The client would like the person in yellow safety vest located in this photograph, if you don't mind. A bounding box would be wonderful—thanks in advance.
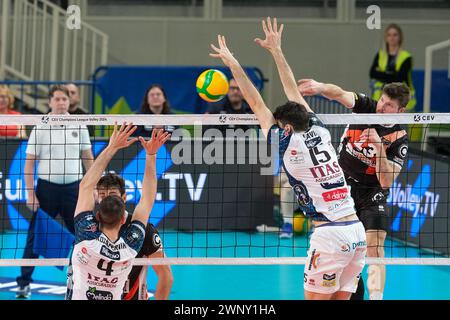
[370,24,416,112]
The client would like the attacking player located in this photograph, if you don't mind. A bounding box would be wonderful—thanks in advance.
[209,18,367,300]
[67,123,170,300]
[297,79,409,300]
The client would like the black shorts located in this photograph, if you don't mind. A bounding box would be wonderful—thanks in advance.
[356,204,389,232]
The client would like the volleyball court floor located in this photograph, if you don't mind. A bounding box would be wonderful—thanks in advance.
[0,230,449,300]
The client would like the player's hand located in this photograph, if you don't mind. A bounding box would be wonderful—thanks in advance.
[209,35,238,67]
[26,193,40,212]
[139,129,171,156]
[254,17,284,52]
[108,122,138,152]
[297,79,323,96]
[360,128,383,149]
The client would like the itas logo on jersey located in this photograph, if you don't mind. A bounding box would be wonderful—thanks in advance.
[100,245,121,260]
[87,273,119,288]
[322,188,348,202]
[85,287,113,300]
[309,161,342,180]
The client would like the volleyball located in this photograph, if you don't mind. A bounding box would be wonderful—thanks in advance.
[293,212,310,234]
[196,69,229,102]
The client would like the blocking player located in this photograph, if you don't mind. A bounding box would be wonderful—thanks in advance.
[210,18,367,300]
[96,173,173,300]
[298,78,409,300]
[67,123,170,300]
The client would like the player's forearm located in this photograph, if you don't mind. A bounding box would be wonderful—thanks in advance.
[320,83,353,109]
[228,61,265,111]
[80,146,115,189]
[376,147,396,189]
[153,263,173,300]
[82,149,94,173]
[155,273,173,300]
[139,154,157,210]
[271,48,307,106]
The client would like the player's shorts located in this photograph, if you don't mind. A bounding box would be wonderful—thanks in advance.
[357,204,390,232]
[304,220,367,295]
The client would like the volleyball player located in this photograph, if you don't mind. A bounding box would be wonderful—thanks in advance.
[96,173,173,300]
[210,18,367,300]
[67,123,170,300]
[298,79,409,300]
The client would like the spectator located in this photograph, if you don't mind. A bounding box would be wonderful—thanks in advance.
[66,83,87,115]
[133,84,176,137]
[16,85,94,299]
[0,86,27,139]
[66,83,94,136]
[370,24,416,111]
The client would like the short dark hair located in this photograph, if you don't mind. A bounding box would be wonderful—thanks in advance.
[97,173,126,196]
[382,82,410,108]
[97,195,125,227]
[273,101,309,132]
[48,85,70,100]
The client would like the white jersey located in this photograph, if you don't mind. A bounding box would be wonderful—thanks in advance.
[269,113,356,221]
[69,211,145,300]
[26,123,91,184]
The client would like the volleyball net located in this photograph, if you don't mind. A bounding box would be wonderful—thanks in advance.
[0,113,449,267]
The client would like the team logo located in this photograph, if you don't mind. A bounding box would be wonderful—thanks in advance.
[399,144,408,158]
[322,188,348,202]
[153,233,162,248]
[339,241,351,252]
[41,116,50,124]
[85,287,113,300]
[293,184,311,207]
[308,249,320,271]
[303,130,322,149]
[84,222,97,233]
[100,245,120,260]
[371,191,385,202]
[320,177,345,190]
[322,273,337,287]
[290,149,297,156]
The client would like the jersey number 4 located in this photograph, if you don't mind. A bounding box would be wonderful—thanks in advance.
[309,145,331,166]
[97,259,115,276]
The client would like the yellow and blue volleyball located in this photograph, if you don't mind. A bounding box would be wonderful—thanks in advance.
[196,69,229,102]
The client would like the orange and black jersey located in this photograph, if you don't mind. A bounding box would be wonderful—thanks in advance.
[338,93,408,206]
[121,215,163,300]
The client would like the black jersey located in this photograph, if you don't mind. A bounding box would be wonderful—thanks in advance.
[121,214,163,300]
[338,93,408,208]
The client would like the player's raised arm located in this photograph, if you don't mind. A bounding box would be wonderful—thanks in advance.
[75,122,138,217]
[297,79,355,109]
[209,34,276,137]
[255,17,312,113]
[132,129,171,226]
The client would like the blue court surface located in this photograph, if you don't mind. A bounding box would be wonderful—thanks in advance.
[0,230,449,300]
